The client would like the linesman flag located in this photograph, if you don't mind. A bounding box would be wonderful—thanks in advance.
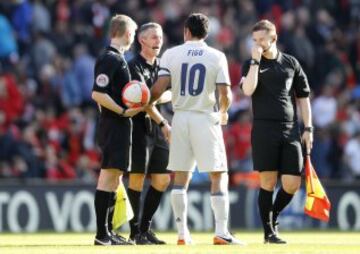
[112,182,134,230]
[304,155,331,222]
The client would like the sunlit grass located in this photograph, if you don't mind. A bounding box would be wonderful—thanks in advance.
[1,231,360,254]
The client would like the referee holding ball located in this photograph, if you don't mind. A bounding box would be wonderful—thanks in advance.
[91,14,143,246]
[241,20,313,244]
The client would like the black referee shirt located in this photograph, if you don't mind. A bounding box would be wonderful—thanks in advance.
[128,53,160,121]
[92,46,131,118]
[242,52,310,122]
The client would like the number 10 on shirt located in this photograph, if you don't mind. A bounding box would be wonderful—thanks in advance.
[180,63,206,96]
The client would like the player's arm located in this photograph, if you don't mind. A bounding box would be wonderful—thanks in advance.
[241,45,263,96]
[216,53,233,125]
[145,49,172,142]
[147,75,171,124]
[146,75,170,124]
[150,49,171,104]
[147,75,171,141]
[150,75,171,104]
[217,85,232,125]
[156,90,172,104]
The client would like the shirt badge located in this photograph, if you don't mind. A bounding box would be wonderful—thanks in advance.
[96,74,109,87]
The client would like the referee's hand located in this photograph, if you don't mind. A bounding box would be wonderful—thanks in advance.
[302,131,313,155]
[251,44,263,61]
[161,123,171,143]
[122,107,144,117]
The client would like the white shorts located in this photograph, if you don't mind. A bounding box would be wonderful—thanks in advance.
[168,111,228,172]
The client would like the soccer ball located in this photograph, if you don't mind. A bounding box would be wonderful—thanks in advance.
[122,80,150,108]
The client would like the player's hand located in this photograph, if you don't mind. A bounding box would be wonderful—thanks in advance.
[251,44,263,61]
[220,112,229,125]
[161,123,171,143]
[123,107,144,117]
[302,131,313,155]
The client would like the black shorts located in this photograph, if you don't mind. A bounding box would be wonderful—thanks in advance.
[130,117,170,174]
[96,116,131,171]
[251,120,303,175]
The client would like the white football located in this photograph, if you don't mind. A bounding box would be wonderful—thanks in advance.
[122,80,150,108]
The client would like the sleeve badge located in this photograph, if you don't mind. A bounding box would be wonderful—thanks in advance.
[96,74,109,87]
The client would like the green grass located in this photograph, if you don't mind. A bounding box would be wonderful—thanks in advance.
[1,231,360,254]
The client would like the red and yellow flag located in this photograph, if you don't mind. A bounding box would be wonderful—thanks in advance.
[304,156,331,222]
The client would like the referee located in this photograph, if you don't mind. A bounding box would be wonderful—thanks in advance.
[91,14,142,246]
[241,20,313,244]
[127,23,171,245]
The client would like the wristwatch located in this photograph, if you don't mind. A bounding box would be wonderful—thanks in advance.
[304,126,314,133]
[250,59,260,66]
[159,119,168,127]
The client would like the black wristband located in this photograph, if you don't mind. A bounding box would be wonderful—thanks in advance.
[250,59,260,65]
[120,108,126,116]
[304,126,314,133]
[159,119,168,127]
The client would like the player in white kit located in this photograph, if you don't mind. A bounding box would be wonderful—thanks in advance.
[148,13,245,246]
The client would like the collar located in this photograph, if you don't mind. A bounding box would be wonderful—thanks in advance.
[137,53,158,68]
[107,46,121,55]
[262,50,282,62]
[185,40,207,46]
[275,50,282,62]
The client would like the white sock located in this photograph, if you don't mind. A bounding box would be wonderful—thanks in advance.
[211,193,229,237]
[171,188,188,238]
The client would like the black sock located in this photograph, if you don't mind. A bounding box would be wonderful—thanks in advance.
[127,188,141,238]
[272,187,294,222]
[107,192,116,233]
[258,188,274,237]
[140,185,164,233]
[94,190,112,239]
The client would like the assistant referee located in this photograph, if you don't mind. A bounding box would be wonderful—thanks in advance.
[241,20,313,244]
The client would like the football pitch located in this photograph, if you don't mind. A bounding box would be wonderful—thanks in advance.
[1,231,360,254]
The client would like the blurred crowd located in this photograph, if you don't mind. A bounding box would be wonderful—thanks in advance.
[0,0,360,183]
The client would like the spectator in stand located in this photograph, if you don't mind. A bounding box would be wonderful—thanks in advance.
[312,85,337,128]
[30,32,56,76]
[0,14,18,67]
[11,0,32,55]
[343,131,360,180]
[312,128,333,178]
[72,44,95,105]
[0,73,24,130]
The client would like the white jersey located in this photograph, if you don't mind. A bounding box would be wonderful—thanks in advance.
[158,40,230,113]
